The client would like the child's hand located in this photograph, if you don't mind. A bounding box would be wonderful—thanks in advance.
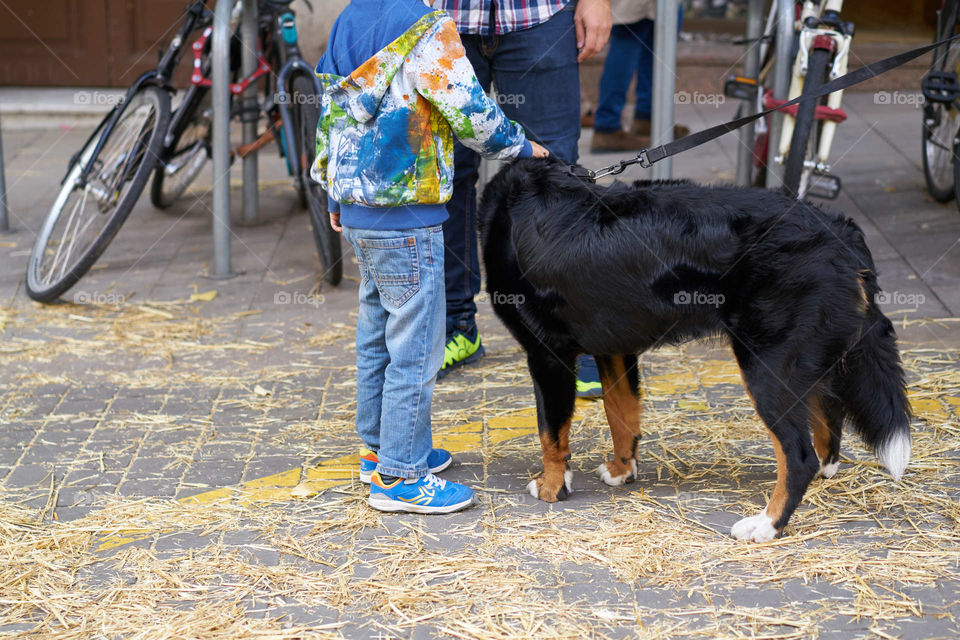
[330,211,342,232]
[530,141,550,158]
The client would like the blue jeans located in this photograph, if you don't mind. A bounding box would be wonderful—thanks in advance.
[444,4,580,337]
[342,225,446,479]
[594,11,682,134]
[594,21,655,133]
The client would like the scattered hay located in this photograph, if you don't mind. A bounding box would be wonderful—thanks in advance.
[1,301,959,638]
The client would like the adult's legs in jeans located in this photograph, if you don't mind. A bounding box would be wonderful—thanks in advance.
[631,20,655,122]
[492,4,580,163]
[443,35,490,341]
[594,24,645,134]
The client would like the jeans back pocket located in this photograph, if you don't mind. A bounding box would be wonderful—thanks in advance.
[357,235,420,308]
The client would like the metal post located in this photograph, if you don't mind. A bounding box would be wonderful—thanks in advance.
[240,0,259,224]
[736,0,764,186]
[651,0,678,180]
[211,0,233,277]
[0,112,9,232]
[765,0,793,189]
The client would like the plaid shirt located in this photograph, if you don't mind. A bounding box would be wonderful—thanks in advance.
[432,0,571,35]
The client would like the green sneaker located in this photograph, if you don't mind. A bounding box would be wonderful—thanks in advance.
[438,330,485,379]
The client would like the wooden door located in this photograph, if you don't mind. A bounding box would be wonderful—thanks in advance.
[0,0,110,85]
[0,0,190,86]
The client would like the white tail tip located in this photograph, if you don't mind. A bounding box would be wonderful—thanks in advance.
[877,432,911,481]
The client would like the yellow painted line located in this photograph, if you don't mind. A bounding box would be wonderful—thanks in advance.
[93,363,959,552]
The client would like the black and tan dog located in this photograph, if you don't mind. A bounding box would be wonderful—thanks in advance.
[478,157,912,542]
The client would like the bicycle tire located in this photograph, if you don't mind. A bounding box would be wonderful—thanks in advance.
[783,47,832,197]
[923,42,960,202]
[26,85,172,302]
[292,74,342,286]
[150,88,211,209]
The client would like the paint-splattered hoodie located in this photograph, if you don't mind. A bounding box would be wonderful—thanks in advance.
[312,0,532,230]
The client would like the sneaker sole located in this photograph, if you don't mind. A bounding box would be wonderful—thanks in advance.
[368,494,474,514]
[359,455,453,484]
[437,345,485,379]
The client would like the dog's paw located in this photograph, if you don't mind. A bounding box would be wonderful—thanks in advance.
[527,470,573,502]
[596,459,637,486]
[817,460,839,479]
[731,510,779,542]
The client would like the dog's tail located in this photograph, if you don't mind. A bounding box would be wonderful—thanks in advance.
[834,269,912,481]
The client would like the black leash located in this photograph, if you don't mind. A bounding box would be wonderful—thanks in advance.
[570,32,960,182]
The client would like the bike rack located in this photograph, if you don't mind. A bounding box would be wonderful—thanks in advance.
[651,0,679,180]
[736,0,765,186]
[731,0,793,187]
[768,0,794,188]
[0,112,9,232]
[210,0,260,278]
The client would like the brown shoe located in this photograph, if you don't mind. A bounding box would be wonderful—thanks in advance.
[581,110,595,128]
[630,119,691,139]
[590,130,651,152]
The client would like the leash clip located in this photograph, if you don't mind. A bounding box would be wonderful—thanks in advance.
[566,164,597,183]
[637,149,653,169]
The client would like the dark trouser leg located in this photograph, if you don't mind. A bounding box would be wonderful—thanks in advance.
[443,35,490,339]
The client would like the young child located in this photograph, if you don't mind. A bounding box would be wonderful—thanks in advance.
[312,0,548,513]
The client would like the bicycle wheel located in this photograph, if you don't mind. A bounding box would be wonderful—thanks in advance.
[783,47,832,197]
[26,85,171,302]
[292,74,342,286]
[924,44,960,202]
[150,88,211,209]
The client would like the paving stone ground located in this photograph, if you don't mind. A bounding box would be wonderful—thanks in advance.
[0,94,958,639]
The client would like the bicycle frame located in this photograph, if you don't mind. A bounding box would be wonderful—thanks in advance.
[776,0,852,174]
[72,1,211,188]
[261,6,325,189]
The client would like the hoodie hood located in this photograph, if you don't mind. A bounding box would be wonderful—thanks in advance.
[318,11,446,123]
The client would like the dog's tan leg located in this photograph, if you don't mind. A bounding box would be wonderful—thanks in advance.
[595,355,642,486]
[809,392,842,478]
[528,419,573,502]
[731,366,819,542]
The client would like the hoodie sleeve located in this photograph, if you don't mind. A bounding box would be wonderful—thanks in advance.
[411,17,530,160]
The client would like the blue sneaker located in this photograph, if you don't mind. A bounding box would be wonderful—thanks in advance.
[368,472,474,513]
[576,354,603,398]
[358,447,453,484]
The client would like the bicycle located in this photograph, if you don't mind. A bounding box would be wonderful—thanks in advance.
[154,0,341,289]
[726,0,854,199]
[26,0,341,303]
[921,0,960,204]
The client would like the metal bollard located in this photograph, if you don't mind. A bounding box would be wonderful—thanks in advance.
[736,0,765,186]
[240,0,259,225]
[765,0,794,189]
[0,112,9,232]
[211,0,233,277]
[651,0,678,181]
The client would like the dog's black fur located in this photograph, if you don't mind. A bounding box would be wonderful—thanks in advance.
[478,157,911,539]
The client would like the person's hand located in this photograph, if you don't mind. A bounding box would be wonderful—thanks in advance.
[575,0,612,63]
[530,141,550,158]
[329,211,342,232]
